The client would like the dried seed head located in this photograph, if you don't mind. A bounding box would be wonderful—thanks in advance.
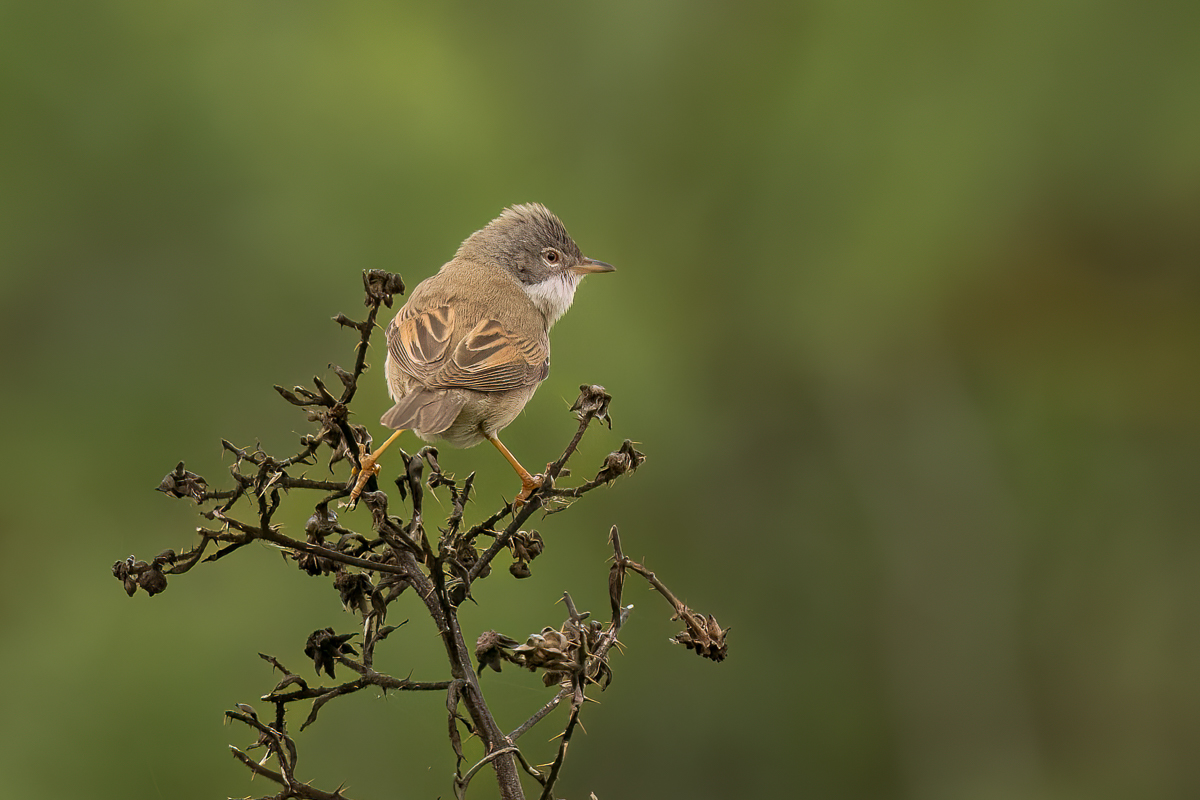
[512,626,578,674]
[570,384,613,428]
[672,612,729,662]
[508,530,545,578]
[304,627,358,678]
[363,269,405,308]
[137,566,168,596]
[333,570,376,614]
[474,630,520,675]
[304,505,339,540]
[594,440,646,484]
[156,462,208,503]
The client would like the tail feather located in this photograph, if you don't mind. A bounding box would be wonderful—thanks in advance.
[380,389,467,435]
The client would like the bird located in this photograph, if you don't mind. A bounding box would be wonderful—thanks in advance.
[350,203,614,506]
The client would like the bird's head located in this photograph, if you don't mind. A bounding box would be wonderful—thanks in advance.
[460,203,614,326]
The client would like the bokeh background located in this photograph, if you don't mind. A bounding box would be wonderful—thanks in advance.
[3,2,1199,798]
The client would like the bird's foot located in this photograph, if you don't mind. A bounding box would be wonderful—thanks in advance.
[348,453,382,506]
[513,473,545,509]
[347,430,406,507]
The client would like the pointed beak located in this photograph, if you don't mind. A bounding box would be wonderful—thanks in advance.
[571,258,616,276]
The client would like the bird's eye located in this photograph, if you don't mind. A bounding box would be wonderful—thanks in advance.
[542,248,560,264]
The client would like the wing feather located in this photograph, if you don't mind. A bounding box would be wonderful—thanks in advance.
[387,303,548,394]
[431,318,547,391]
[388,305,456,384]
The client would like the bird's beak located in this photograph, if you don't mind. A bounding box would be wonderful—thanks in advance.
[571,258,616,276]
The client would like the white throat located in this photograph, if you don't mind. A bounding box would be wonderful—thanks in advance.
[524,272,582,328]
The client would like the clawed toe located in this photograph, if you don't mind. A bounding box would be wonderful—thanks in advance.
[349,455,381,505]
[513,474,545,509]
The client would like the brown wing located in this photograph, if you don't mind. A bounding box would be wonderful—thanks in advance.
[387,305,455,386]
[435,318,548,391]
[387,307,549,393]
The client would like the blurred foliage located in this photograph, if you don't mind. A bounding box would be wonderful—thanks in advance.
[2,1,1199,798]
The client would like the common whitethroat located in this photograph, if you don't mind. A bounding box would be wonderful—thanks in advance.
[351,203,614,505]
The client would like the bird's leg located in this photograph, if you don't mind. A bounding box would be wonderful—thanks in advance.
[487,435,543,507]
[350,429,405,504]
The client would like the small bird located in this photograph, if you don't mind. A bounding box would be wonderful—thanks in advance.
[351,203,614,505]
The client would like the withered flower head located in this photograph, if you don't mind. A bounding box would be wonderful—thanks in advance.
[508,530,545,579]
[304,627,358,678]
[112,556,141,596]
[594,439,646,484]
[474,630,520,676]
[363,268,405,308]
[137,566,168,596]
[512,626,578,676]
[333,569,376,615]
[672,612,729,663]
[570,384,612,428]
[156,462,208,503]
[304,505,339,540]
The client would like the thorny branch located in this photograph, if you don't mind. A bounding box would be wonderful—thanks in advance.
[112,270,727,800]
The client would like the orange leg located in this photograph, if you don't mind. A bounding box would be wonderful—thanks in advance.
[488,435,543,506]
[349,429,405,504]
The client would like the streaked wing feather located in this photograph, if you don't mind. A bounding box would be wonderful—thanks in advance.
[411,305,454,360]
[388,305,456,384]
[434,318,547,392]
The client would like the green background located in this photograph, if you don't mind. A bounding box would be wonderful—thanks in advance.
[3,2,1199,798]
